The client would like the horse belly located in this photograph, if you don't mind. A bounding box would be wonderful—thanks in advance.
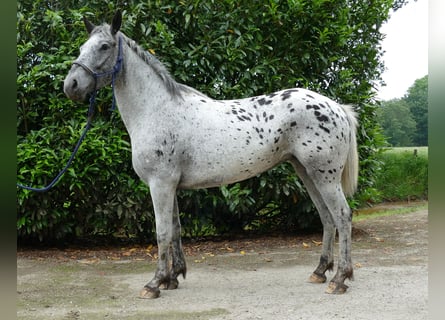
[177,142,287,189]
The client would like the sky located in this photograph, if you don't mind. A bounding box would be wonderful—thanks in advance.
[376,0,428,101]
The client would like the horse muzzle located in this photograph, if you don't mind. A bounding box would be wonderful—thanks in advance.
[63,67,95,102]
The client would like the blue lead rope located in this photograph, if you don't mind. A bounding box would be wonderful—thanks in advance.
[17,92,97,192]
[17,37,123,192]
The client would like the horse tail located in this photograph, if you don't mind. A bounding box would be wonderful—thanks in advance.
[341,104,359,197]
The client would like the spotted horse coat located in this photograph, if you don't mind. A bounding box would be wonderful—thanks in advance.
[64,10,359,299]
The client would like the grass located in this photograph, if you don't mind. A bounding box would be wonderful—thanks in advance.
[384,146,428,157]
[353,201,428,222]
[373,146,428,202]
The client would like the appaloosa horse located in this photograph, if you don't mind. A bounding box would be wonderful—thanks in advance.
[64,11,358,298]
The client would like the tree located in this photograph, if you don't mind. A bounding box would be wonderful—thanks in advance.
[377,99,416,146]
[404,75,428,146]
[17,0,394,242]
[377,75,428,147]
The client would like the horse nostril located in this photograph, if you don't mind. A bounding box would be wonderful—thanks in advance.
[72,79,78,89]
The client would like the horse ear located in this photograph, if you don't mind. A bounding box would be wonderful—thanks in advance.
[111,10,122,35]
[83,16,96,34]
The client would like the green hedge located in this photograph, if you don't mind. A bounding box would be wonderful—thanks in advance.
[374,148,428,202]
[17,0,393,242]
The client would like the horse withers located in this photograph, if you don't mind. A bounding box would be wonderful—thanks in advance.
[64,10,358,298]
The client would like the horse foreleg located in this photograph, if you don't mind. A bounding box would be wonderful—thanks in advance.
[160,195,187,290]
[140,181,176,299]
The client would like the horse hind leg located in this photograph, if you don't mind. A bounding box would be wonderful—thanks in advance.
[305,196,336,284]
[309,223,336,284]
[290,160,336,284]
[310,179,354,294]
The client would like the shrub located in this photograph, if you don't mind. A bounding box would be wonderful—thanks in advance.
[374,148,428,202]
[17,0,393,242]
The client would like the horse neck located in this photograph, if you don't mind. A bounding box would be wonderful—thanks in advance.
[113,42,173,132]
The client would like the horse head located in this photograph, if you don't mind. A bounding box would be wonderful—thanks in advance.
[63,10,122,101]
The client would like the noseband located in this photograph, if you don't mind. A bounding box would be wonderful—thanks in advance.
[73,36,124,91]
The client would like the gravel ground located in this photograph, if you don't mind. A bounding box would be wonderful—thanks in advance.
[17,209,428,320]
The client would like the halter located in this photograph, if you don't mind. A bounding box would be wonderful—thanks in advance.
[17,36,124,192]
[73,35,124,111]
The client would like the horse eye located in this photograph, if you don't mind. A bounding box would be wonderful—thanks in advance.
[100,43,110,51]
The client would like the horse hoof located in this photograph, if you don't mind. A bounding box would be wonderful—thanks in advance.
[325,281,349,294]
[167,279,179,290]
[159,278,179,290]
[139,286,160,299]
[309,273,326,284]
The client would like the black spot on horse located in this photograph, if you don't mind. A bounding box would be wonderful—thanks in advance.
[269,115,274,120]
[306,104,320,110]
[267,92,278,98]
[258,97,272,105]
[232,110,238,115]
[290,121,297,127]
[316,114,329,122]
[280,89,299,101]
[319,124,330,134]
[155,150,164,157]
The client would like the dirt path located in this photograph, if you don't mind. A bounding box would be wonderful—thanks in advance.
[17,209,428,320]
